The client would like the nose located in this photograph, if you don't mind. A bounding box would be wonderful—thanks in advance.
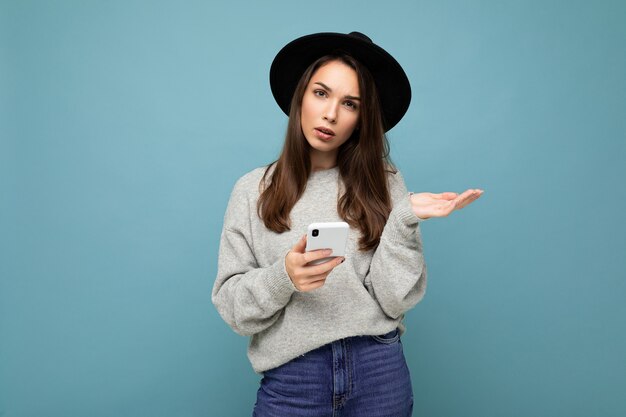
[322,101,338,124]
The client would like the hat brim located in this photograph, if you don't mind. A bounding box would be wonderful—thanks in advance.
[269,32,411,132]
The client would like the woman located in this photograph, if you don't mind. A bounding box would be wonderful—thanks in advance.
[212,31,483,416]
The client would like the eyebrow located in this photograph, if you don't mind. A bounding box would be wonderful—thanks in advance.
[314,81,361,101]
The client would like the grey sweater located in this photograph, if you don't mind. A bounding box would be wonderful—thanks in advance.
[212,165,427,373]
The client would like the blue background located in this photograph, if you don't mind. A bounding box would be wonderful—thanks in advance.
[2,1,625,416]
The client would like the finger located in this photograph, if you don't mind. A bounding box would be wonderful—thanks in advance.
[303,272,331,283]
[449,190,473,205]
[299,278,327,292]
[297,269,329,286]
[454,190,482,210]
[291,234,307,254]
[306,256,344,274]
[302,248,333,264]
[457,189,476,199]
[456,193,481,209]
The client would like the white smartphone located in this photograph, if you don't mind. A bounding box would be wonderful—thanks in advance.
[305,222,349,266]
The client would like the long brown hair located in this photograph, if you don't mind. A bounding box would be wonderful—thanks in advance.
[257,54,394,251]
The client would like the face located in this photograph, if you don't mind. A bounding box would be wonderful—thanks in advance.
[300,60,360,166]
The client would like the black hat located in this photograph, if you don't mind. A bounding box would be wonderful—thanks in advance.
[269,31,411,132]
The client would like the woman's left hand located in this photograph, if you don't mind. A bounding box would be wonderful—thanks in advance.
[409,189,484,220]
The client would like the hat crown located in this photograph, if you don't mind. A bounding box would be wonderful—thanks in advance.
[348,31,372,43]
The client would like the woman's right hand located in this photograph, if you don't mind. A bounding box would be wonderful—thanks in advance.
[285,234,345,292]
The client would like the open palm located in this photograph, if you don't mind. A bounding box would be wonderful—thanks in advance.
[410,189,484,220]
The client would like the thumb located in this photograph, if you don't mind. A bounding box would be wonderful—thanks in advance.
[292,234,307,253]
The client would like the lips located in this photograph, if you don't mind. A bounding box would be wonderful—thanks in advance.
[314,126,336,140]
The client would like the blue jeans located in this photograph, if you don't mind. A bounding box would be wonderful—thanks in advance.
[252,328,414,417]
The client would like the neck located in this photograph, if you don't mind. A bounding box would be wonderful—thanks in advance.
[310,149,338,172]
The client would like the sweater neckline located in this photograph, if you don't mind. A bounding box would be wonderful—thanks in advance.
[310,166,339,177]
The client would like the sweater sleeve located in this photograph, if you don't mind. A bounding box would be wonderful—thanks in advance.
[211,176,297,336]
[363,170,428,319]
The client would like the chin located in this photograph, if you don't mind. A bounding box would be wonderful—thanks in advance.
[310,141,338,152]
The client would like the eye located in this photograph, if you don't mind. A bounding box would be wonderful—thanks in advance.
[313,89,327,98]
[344,100,358,110]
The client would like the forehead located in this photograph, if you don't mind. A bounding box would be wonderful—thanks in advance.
[309,60,359,93]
